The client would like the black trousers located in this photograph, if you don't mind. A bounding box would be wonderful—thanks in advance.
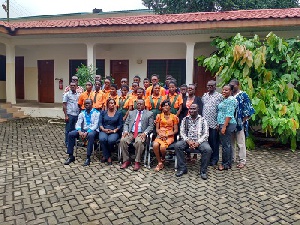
[175,140,212,173]
[208,128,220,165]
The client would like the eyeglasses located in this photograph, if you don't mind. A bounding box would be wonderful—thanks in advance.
[72,79,78,81]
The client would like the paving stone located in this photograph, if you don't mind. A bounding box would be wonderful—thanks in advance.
[0,118,299,225]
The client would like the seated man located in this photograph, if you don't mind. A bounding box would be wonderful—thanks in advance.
[175,104,212,180]
[120,99,154,171]
[64,99,100,166]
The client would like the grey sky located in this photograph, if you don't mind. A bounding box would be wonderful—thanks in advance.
[0,0,147,19]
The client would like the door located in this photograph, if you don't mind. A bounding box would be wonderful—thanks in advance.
[110,60,129,87]
[15,56,24,99]
[193,62,215,97]
[38,60,54,103]
[69,59,87,83]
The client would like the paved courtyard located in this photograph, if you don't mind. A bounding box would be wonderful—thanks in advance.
[0,118,300,225]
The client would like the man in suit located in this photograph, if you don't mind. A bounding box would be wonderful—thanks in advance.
[120,99,154,171]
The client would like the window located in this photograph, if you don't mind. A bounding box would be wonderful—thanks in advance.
[0,55,6,81]
[69,59,105,83]
[96,59,105,77]
[147,59,186,86]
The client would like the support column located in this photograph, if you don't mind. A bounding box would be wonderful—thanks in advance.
[6,44,16,104]
[186,42,195,85]
[86,43,96,75]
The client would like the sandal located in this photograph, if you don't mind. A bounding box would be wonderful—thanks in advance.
[154,162,164,172]
[218,165,225,171]
[237,163,245,169]
[190,154,197,163]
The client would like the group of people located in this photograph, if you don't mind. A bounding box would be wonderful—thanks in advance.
[62,73,254,180]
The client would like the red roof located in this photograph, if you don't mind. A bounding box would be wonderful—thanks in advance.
[5,8,300,29]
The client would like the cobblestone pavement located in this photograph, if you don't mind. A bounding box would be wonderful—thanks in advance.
[1,118,300,225]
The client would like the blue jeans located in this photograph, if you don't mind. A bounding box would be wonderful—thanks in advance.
[219,123,236,168]
[65,114,78,146]
[67,130,97,157]
[99,132,120,159]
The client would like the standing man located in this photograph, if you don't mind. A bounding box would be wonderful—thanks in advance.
[117,78,129,96]
[175,104,212,180]
[202,80,223,167]
[93,74,102,91]
[93,80,104,110]
[95,74,102,83]
[120,99,154,171]
[229,79,255,169]
[64,76,84,94]
[64,99,100,166]
[78,82,95,110]
[63,82,80,147]
[133,75,141,87]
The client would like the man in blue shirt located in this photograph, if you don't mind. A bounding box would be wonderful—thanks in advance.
[64,99,100,166]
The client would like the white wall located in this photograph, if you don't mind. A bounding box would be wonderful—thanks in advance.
[0,43,5,55]
[96,43,186,82]
[17,44,87,103]
[17,43,187,103]
[15,42,220,103]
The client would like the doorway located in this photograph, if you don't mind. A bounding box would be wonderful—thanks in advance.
[15,56,24,99]
[110,60,129,87]
[38,60,54,103]
[193,62,215,97]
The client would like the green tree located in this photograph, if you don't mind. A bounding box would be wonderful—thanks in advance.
[142,0,299,14]
[75,64,97,89]
[196,33,300,150]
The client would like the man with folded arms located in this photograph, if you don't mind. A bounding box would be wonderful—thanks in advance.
[120,99,154,171]
[175,104,212,180]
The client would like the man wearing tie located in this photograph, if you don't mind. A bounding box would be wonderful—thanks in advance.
[120,99,154,171]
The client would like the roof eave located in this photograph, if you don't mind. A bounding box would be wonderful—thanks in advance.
[10,18,300,36]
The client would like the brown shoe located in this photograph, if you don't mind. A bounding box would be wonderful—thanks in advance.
[120,161,131,169]
[133,162,141,171]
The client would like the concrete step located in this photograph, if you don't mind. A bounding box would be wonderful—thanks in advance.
[0,112,13,119]
[0,103,12,109]
[13,112,28,118]
[0,102,28,120]
[0,118,7,123]
[6,107,20,113]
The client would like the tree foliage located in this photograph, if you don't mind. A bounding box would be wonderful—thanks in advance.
[142,0,300,14]
[196,33,300,150]
[75,64,97,89]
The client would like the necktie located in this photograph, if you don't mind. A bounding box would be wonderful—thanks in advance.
[134,111,142,138]
[94,92,98,103]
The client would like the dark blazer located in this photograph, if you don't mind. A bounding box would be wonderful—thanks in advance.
[123,109,154,135]
[180,96,203,121]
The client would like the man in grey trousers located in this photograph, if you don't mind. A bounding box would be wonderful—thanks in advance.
[175,104,212,180]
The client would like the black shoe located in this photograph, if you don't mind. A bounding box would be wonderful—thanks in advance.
[64,156,75,165]
[83,158,91,166]
[100,157,107,163]
[107,161,112,166]
[200,172,208,180]
[209,161,217,166]
[176,170,188,177]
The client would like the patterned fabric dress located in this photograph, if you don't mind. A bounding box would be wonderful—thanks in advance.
[234,91,255,135]
[154,113,179,148]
